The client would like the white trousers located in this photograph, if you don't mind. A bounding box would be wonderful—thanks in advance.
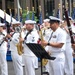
[24,56,36,75]
[0,50,8,75]
[64,47,73,75]
[11,52,23,75]
[49,57,65,75]
[34,56,38,68]
[22,54,25,66]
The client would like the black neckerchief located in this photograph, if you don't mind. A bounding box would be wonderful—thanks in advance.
[24,29,33,40]
[0,32,5,36]
[48,31,53,42]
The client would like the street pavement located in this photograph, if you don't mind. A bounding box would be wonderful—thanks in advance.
[8,61,42,75]
[0,61,75,75]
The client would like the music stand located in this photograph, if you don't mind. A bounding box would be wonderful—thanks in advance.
[26,43,56,75]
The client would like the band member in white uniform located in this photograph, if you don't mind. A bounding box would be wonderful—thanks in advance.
[20,20,39,75]
[41,16,66,75]
[42,19,52,73]
[42,19,51,40]
[8,21,23,75]
[62,17,74,75]
[0,23,8,75]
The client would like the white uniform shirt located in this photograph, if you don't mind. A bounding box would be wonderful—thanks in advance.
[42,28,52,41]
[0,30,7,50]
[23,29,39,56]
[63,26,73,53]
[48,27,66,58]
[64,26,72,43]
[71,23,75,33]
[43,28,53,51]
[62,26,71,43]
[10,32,20,53]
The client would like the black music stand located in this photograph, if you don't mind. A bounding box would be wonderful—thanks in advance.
[26,43,56,75]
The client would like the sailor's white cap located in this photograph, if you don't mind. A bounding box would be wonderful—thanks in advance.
[63,16,73,21]
[0,23,5,27]
[49,16,61,23]
[43,19,50,22]
[69,16,73,20]
[25,20,36,24]
[12,21,21,25]
[33,21,36,24]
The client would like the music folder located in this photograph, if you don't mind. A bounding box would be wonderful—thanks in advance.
[26,43,55,60]
[26,43,56,75]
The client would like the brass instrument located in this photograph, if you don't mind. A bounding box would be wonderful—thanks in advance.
[42,59,48,66]
[39,27,48,66]
[16,26,23,55]
[38,6,48,66]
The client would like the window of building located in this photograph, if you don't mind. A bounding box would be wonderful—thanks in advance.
[6,0,14,9]
[44,0,55,18]
[0,0,2,9]
[5,0,14,17]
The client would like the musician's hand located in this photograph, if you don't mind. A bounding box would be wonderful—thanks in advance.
[46,51,51,55]
[72,44,75,49]
[72,51,75,57]
[19,38,24,42]
[41,40,48,46]
[6,34,11,38]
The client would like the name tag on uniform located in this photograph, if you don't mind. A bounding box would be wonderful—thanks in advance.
[32,37,35,42]
[15,39,18,42]
[52,35,56,38]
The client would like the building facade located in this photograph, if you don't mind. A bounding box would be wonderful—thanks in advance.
[0,0,75,20]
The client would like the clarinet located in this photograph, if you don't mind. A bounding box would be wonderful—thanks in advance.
[0,23,10,46]
[64,9,74,44]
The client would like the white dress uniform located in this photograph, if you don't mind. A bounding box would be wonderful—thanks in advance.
[42,28,53,72]
[23,21,39,75]
[10,21,23,75]
[0,23,8,75]
[64,26,73,75]
[48,27,66,75]
[42,28,52,41]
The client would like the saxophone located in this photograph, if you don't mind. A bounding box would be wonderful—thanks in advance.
[39,27,48,66]
[16,26,23,55]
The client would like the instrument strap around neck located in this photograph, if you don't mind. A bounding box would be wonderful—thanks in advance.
[24,29,33,40]
[48,32,53,42]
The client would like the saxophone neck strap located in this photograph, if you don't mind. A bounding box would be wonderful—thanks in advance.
[48,32,53,42]
[24,29,33,40]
